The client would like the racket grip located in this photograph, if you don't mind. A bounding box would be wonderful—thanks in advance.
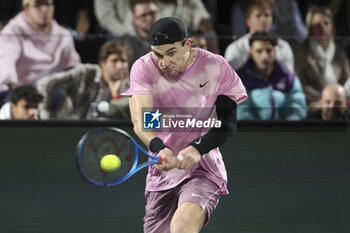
[157,156,162,164]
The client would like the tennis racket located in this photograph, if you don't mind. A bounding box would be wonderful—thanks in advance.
[76,127,162,186]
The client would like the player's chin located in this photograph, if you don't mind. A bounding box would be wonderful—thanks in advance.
[164,70,179,76]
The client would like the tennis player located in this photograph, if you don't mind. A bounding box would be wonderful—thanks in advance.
[122,17,247,233]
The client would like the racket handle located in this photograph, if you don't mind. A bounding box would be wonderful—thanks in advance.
[158,156,162,164]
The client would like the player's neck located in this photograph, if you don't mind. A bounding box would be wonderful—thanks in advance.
[182,49,196,71]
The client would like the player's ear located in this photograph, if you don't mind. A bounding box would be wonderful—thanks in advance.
[184,38,192,50]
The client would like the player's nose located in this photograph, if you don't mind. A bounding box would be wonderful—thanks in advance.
[161,58,170,68]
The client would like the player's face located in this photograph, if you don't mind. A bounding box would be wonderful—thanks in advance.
[11,99,39,120]
[151,40,192,76]
[24,0,54,31]
[320,89,347,120]
[247,9,273,34]
[100,53,129,83]
[310,12,333,39]
[249,40,276,71]
[133,3,160,33]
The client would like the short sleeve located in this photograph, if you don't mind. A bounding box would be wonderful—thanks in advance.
[217,56,248,104]
[122,57,154,96]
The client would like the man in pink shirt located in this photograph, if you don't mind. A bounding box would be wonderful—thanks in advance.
[0,0,80,94]
[123,17,247,232]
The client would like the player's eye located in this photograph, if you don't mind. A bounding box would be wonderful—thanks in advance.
[154,53,163,59]
[168,51,176,56]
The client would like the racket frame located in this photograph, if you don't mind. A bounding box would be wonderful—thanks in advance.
[76,127,161,187]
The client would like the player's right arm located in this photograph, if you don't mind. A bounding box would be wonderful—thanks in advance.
[129,94,179,171]
[129,94,156,146]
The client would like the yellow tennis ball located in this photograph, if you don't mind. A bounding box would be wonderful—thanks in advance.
[100,154,121,172]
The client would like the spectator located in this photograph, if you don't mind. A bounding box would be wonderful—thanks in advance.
[0,85,43,120]
[306,83,350,121]
[37,40,131,120]
[156,0,220,53]
[0,0,81,94]
[301,0,350,37]
[225,0,294,73]
[120,0,160,66]
[237,32,306,120]
[293,6,350,108]
[231,0,307,43]
[94,0,219,53]
[93,0,133,37]
[190,30,208,50]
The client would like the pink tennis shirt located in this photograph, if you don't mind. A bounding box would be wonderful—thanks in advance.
[0,12,81,91]
[123,48,247,194]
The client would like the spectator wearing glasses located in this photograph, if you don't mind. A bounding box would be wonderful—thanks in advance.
[155,0,220,54]
[0,0,81,105]
[120,0,160,65]
[94,0,219,53]
[94,0,159,65]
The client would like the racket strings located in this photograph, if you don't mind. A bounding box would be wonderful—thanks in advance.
[79,129,136,185]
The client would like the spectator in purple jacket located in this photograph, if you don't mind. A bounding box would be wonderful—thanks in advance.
[237,32,306,120]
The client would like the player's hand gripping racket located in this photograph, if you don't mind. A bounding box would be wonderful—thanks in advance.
[76,127,162,186]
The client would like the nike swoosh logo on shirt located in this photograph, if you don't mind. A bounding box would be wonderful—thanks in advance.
[199,81,209,88]
[195,137,201,144]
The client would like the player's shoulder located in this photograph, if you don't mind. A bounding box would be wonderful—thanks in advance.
[134,52,154,66]
[130,52,157,75]
[197,48,226,64]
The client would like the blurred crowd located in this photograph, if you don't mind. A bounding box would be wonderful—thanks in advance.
[0,0,349,121]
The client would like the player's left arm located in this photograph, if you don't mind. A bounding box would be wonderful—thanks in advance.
[177,95,237,170]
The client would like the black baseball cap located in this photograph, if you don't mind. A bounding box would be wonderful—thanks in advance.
[148,17,189,46]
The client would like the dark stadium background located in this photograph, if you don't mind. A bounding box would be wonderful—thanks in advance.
[0,121,349,233]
